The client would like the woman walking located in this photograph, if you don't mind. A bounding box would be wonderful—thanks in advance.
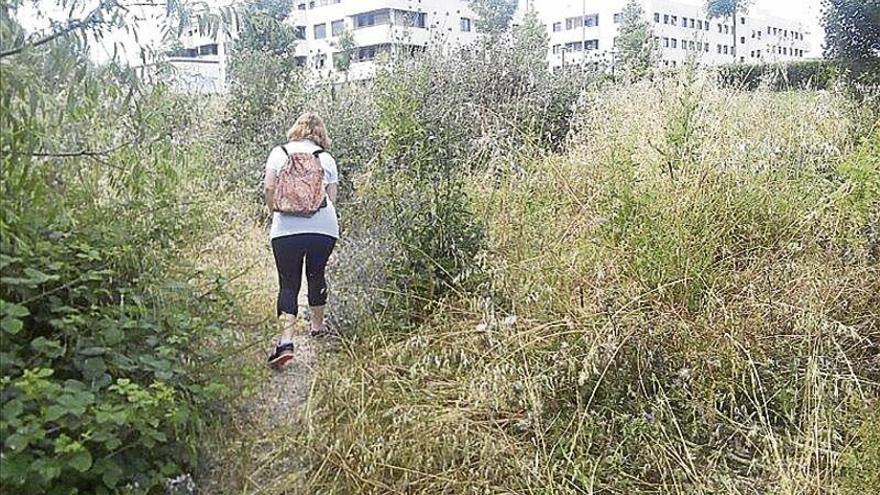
[263,112,340,369]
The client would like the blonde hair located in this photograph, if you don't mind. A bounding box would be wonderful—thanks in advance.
[287,112,331,150]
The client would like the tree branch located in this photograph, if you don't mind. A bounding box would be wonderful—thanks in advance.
[0,0,119,59]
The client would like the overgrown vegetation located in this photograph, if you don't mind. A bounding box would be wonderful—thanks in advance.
[718,60,839,90]
[1,3,241,493]
[276,77,879,494]
[2,0,879,494]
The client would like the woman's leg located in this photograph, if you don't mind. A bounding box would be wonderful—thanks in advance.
[271,235,306,343]
[304,234,337,332]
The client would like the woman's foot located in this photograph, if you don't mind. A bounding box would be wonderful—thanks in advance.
[267,342,295,369]
[309,323,338,339]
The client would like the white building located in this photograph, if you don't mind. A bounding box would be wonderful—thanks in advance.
[539,0,811,72]
[288,0,483,81]
[165,31,231,93]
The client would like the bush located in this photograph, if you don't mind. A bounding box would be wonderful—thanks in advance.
[1,24,235,495]
[718,60,839,90]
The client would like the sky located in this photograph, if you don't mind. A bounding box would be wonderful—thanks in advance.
[17,0,827,60]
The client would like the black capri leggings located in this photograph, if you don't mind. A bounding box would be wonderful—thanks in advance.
[271,233,337,317]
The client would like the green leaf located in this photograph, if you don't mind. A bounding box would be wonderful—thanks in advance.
[31,337,65,358]
[68,449,93,472]
[45,404,67,422]
[78,347,110,357]
[98,459,123,488]
[0,254,19,270]
[0,301,30,318]
[1,317,24,335]
[1,398,24,421]
[4,433,29,452]
[81,357,107,382]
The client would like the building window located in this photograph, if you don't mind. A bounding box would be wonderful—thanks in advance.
[681,17,688,28]
[332,19,345,36]
[613,13,621,23]
[690,18,695,28]
[198,44,218,55]
[564,41,583,52]
[552,44,561,54]
[314,53,326,69]
[705,21,710,31]
[724,25,730,34]
[461,17,472,32]
[584,14,599,27]
[585,39,599,50]
[405,11,427,28]
[689,40,695,50]
[671,15,678,24]
[723,45,729,54]
[741,17,746,24]
[552,21,562,32]
[740,36,745,44]
[354,10,390,29]
[654,13,660,23]
[663,14,669,24]
[717,44,722,53]
[671,38,677,48]
[697,20,703,30]
[565,16,583,30]
[663,37,669,48]
[294,25,306,40]
[314,23,326,39]
[718,23,723,33]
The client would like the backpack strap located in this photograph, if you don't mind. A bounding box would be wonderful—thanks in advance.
[279,145,290,157]
[312,148,325,157]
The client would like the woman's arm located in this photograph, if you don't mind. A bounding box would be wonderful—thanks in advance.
[326,183,338,203]
[264,168,277,212]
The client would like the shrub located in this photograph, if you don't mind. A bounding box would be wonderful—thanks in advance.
[1,17,236,495]
[718,60,839,90]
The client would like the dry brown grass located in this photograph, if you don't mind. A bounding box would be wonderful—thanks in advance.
[204,78,878,494]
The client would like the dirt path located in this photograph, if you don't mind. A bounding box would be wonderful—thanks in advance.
[197,223,328,494]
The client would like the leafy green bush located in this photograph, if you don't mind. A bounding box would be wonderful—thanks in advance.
[1,13,235,495]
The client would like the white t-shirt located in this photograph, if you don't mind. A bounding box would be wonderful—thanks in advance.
[265,139,340,240]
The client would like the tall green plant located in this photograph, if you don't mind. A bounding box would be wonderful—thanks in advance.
[468,0,518,34]
[615,0,656,81]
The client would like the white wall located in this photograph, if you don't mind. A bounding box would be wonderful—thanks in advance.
[289,0,480,81]
[539,0,811,71]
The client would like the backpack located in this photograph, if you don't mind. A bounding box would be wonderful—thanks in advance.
[272,145,328,217]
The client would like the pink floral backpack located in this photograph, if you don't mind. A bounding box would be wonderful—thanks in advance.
[272,145,327,217]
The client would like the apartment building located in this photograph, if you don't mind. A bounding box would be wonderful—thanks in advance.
[165,31,231,93]
[540,0,811,71]
[289,0,482,81]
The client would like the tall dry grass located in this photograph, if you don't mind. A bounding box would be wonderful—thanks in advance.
[205,74,878,494]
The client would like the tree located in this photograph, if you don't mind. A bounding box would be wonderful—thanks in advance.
[615,0,655,81]
[511,9,548,66]
[822,0,880,86]
[468,0,518,34]
[705,0,753,63]
[235,0,300,56]
[332,28,357,81]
